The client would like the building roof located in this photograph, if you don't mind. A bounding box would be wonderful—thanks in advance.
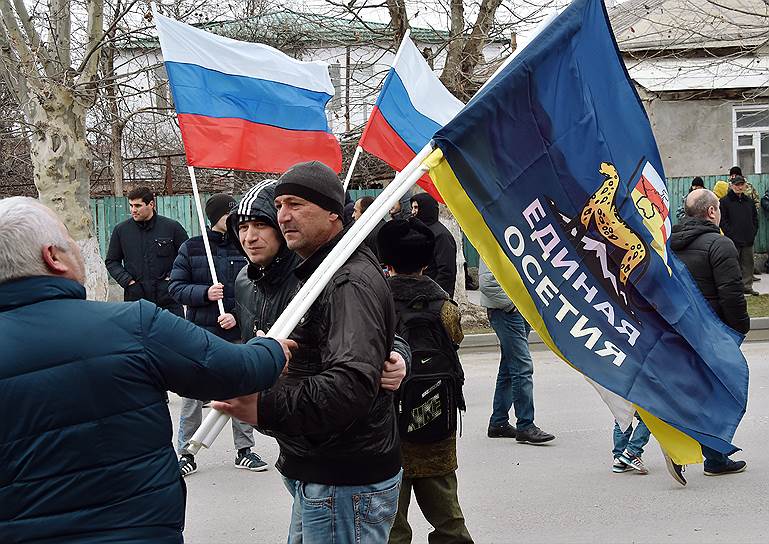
[609,0,769,52]
[127,9,509,50]
[627,55,769,91]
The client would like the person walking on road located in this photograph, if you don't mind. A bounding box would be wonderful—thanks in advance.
[479,259,556,445]
[105,186,188,315]
[668,188,749,484]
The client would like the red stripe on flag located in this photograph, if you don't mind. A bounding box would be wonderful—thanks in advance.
[636,175,669,221]
[178,113,342,173]
[360,106,444,203]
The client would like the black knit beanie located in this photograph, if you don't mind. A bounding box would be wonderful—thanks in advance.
[274,161,344,217]
[377,218,435,274]
[205,193,236,226]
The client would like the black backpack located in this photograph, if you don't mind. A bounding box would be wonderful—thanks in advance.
[394,295,465,444]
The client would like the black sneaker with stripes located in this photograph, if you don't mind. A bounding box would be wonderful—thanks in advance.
[178,454,197,477]
[235,449,268,472]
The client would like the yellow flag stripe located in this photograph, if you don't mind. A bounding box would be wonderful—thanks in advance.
[425,148,702,465]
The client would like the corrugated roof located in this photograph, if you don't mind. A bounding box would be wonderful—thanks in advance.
[609,0,769,51]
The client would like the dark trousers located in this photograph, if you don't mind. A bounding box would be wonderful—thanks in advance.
[389,472,473,544]
[737,245,754,291]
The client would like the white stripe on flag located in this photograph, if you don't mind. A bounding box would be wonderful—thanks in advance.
[154,13,334,95]
[393,37,464,126]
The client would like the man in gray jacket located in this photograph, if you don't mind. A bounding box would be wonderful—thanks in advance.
[479,260,555,444]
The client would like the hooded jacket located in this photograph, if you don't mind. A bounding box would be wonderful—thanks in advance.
[227,181,303,342]
[410,193,458,297]
[0,276,285,544]
[720,190,759,248]
[105,212,188,311]
[670,217,750,334]
[256,227,400,486]
[168,228,247,341]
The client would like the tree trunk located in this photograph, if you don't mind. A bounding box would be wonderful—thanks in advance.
[28,82,109,300]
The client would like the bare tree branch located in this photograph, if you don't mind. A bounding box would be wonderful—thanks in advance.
[0,0,41,83]
[49,0,72,71]
[75,0,105,87]
[11,0,56,77]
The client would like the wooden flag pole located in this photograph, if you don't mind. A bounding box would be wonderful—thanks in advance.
[188,166,225,316]
[186,142,435,454]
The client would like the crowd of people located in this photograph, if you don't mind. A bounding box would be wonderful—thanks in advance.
[0,161,764,542]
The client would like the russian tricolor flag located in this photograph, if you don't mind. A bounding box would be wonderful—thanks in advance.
[155,13,342,174]
[359,35,464,202]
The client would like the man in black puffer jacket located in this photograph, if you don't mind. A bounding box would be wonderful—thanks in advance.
[671,189,750,335]
[169,194,265,476]
[410,192,458,297]
[670,188,749,477]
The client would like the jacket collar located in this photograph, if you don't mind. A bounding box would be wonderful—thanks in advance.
[247,244,299,285]
[0,276,86,312]
[294,225,347,282]
[207,227,228,245]
[135,211,157,230]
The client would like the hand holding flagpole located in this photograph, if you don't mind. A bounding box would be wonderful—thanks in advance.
[186,143,435,454]
[188,166,225,316]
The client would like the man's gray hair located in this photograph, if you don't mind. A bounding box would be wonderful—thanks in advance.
[684,188,718,219]
[0,196,70,283]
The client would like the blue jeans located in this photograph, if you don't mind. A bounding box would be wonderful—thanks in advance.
[612,414,650,457]
[702,445,730,471]
[488,308,535,430]
[282,470,402,544]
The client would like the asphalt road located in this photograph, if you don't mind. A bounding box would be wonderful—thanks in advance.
[173,341,768,544]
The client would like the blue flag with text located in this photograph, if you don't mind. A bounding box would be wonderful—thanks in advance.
[427,0,748,463]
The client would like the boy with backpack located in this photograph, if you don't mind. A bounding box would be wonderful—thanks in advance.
[378,218,473,544]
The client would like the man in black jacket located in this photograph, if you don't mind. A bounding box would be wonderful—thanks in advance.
[719,175,759,296]
[168,194,265,476]
[216,162,402,543]
[105,186,188,315]
[410,192,458,297]
[670,188,748,478]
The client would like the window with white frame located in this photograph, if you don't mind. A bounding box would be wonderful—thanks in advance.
[733,106,769,174]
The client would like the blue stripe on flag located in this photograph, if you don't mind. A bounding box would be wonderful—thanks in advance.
[376,70,443,153]
[165,61,333,132]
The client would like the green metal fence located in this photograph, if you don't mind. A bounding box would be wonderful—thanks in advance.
[91,177,769,266]
[666,175,769,255]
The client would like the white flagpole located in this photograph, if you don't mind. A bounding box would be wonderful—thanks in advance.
[188,166,225,316]
[186,142,435,454]
[342,146,362,192]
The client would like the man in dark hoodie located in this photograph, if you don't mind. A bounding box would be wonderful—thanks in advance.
[216,162,406,543]
[719,175,759,296]
[410,192,458,297]
[669,188,748,479]
[169,193,264,476]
